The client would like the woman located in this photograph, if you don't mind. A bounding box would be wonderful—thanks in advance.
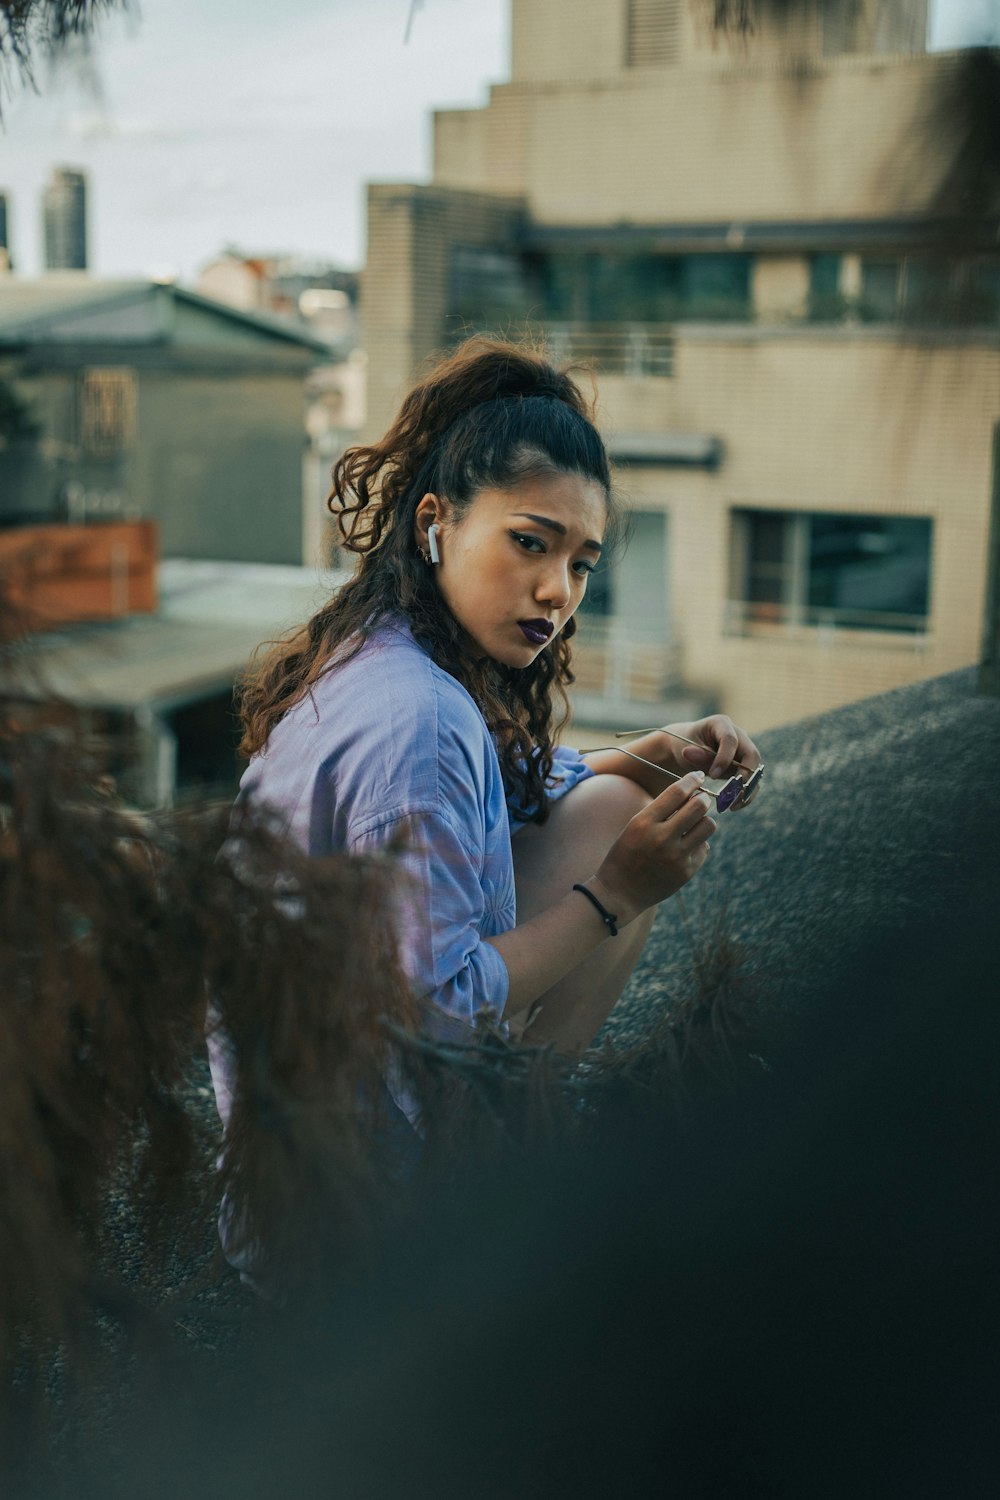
[235,339,760,1060]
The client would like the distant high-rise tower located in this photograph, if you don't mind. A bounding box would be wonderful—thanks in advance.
[42,167,88,271]
[0,191,10,271]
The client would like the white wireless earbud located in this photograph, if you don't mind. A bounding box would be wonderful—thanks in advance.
[427,523,441,564]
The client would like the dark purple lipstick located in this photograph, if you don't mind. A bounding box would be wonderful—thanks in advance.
[518,618,554,646]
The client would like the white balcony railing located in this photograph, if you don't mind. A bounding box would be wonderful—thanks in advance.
[540,323,675,378]
[570,617,682,711]
[724,599,931,641]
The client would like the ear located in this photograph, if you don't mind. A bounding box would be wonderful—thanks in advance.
[413,494,445,554]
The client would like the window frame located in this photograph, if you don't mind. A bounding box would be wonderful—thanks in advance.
[729,507,934,638]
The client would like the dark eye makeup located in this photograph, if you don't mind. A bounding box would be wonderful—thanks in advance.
[510,530,595,576]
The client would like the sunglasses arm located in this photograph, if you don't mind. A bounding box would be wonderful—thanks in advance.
[616,725,760,777]
[580,745,745,810]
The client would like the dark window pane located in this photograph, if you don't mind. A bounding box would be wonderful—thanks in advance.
[585,253,683,322]
[526,250,751,325]
[860,259,902,321]
[903,256,954,322]
[809,253,843,320]
[446,247,534,332]
[579,563,614,617]
[581,509,667,622]
[747,511,788,568]
[807,515,932,628]
[966,257,1000,324]
[681,254,751,320]
[741,510,791,619]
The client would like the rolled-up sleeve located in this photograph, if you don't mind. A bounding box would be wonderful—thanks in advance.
[508,743,596,831]
[348,807,511,1031]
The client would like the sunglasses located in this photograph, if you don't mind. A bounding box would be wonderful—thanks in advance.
[581,726,764,813]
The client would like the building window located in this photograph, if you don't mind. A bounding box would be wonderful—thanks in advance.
[856,255,1000,325]
[731,509,933,634]
[447,247,533,334]
[535,251,752,324]
[80,367,138,458]
[809,253,844,321]
[445,248,751,355]
[580,509,668,624]
[625,0,681,67]
[859,258,903,322]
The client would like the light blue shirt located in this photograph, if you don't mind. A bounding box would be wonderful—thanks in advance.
[235,616,594,1031]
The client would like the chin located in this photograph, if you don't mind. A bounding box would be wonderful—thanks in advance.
[487,641,542,670]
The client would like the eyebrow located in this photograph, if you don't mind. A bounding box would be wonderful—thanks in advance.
[511,513,603,553]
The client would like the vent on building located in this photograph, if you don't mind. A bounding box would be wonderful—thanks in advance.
[625,0,682,67]
[80,368,138,459]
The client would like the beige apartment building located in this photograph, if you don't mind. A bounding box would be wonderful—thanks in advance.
[363,0,1000,730]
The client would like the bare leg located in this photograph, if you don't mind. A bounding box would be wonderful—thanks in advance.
[510,774,656,1056]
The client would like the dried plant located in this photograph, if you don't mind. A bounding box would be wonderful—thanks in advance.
[0,586,420,1470]
[0,1,125,110]
[0,569,776,1483]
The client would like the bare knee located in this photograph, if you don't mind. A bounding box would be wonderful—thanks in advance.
[578,772,651,834]
[512,774,651,922]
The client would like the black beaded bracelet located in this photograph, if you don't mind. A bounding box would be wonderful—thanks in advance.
[572,883,619,937]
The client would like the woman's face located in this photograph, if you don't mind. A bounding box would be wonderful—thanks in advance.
[418,472,608,668]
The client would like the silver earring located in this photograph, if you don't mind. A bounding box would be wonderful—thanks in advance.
[427,523,441,564]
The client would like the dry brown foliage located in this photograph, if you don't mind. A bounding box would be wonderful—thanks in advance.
[0,580,770,1479]
[0,588,419,1463]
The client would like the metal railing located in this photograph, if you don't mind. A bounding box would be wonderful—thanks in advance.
[570,617,682,707]
[539,323,676,378]
[725,599,930,638]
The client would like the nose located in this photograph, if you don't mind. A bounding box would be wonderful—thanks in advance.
[535,556,572,611]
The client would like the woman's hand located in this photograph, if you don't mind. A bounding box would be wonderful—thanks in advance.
[584,717,762,808]
[588,771,716,927]
[662,716,762,808]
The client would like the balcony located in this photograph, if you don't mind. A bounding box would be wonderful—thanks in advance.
[539,323,675,377]
[569,617,693,725]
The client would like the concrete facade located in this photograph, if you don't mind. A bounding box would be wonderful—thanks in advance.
[362,0,998,730]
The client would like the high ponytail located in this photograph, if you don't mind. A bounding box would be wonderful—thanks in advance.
[331,340,602,556]
[238,337,617,824]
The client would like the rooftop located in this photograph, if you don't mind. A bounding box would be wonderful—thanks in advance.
[6,558,344,713]
[0,276,335,353]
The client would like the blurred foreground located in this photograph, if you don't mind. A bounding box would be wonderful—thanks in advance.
[2,661,998,1497]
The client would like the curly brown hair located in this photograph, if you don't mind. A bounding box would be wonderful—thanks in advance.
[239,338,619,822]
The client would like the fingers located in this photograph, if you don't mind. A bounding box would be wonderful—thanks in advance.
[707,720,740,780]
[672,790,716,842]
[676,717,763,801]
[733,729,762,775]
[680,742,714,769]
[684,811,717,848]
[645,779,716,846]
[646,770,706,820]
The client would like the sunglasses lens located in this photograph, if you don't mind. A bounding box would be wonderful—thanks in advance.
[740,766,764,801]
[716,776,744,813]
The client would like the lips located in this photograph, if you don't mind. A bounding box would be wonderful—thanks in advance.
[518,619,554,646]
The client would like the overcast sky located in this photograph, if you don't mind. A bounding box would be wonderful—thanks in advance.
[0,0,994,283]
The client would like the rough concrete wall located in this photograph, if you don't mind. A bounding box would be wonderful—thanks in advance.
[511,0,628,83]
[435,52,961,223]
[433,109,490,192]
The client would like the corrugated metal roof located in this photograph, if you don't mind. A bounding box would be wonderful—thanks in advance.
[0,276,333,353]
[7,557,344,711]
